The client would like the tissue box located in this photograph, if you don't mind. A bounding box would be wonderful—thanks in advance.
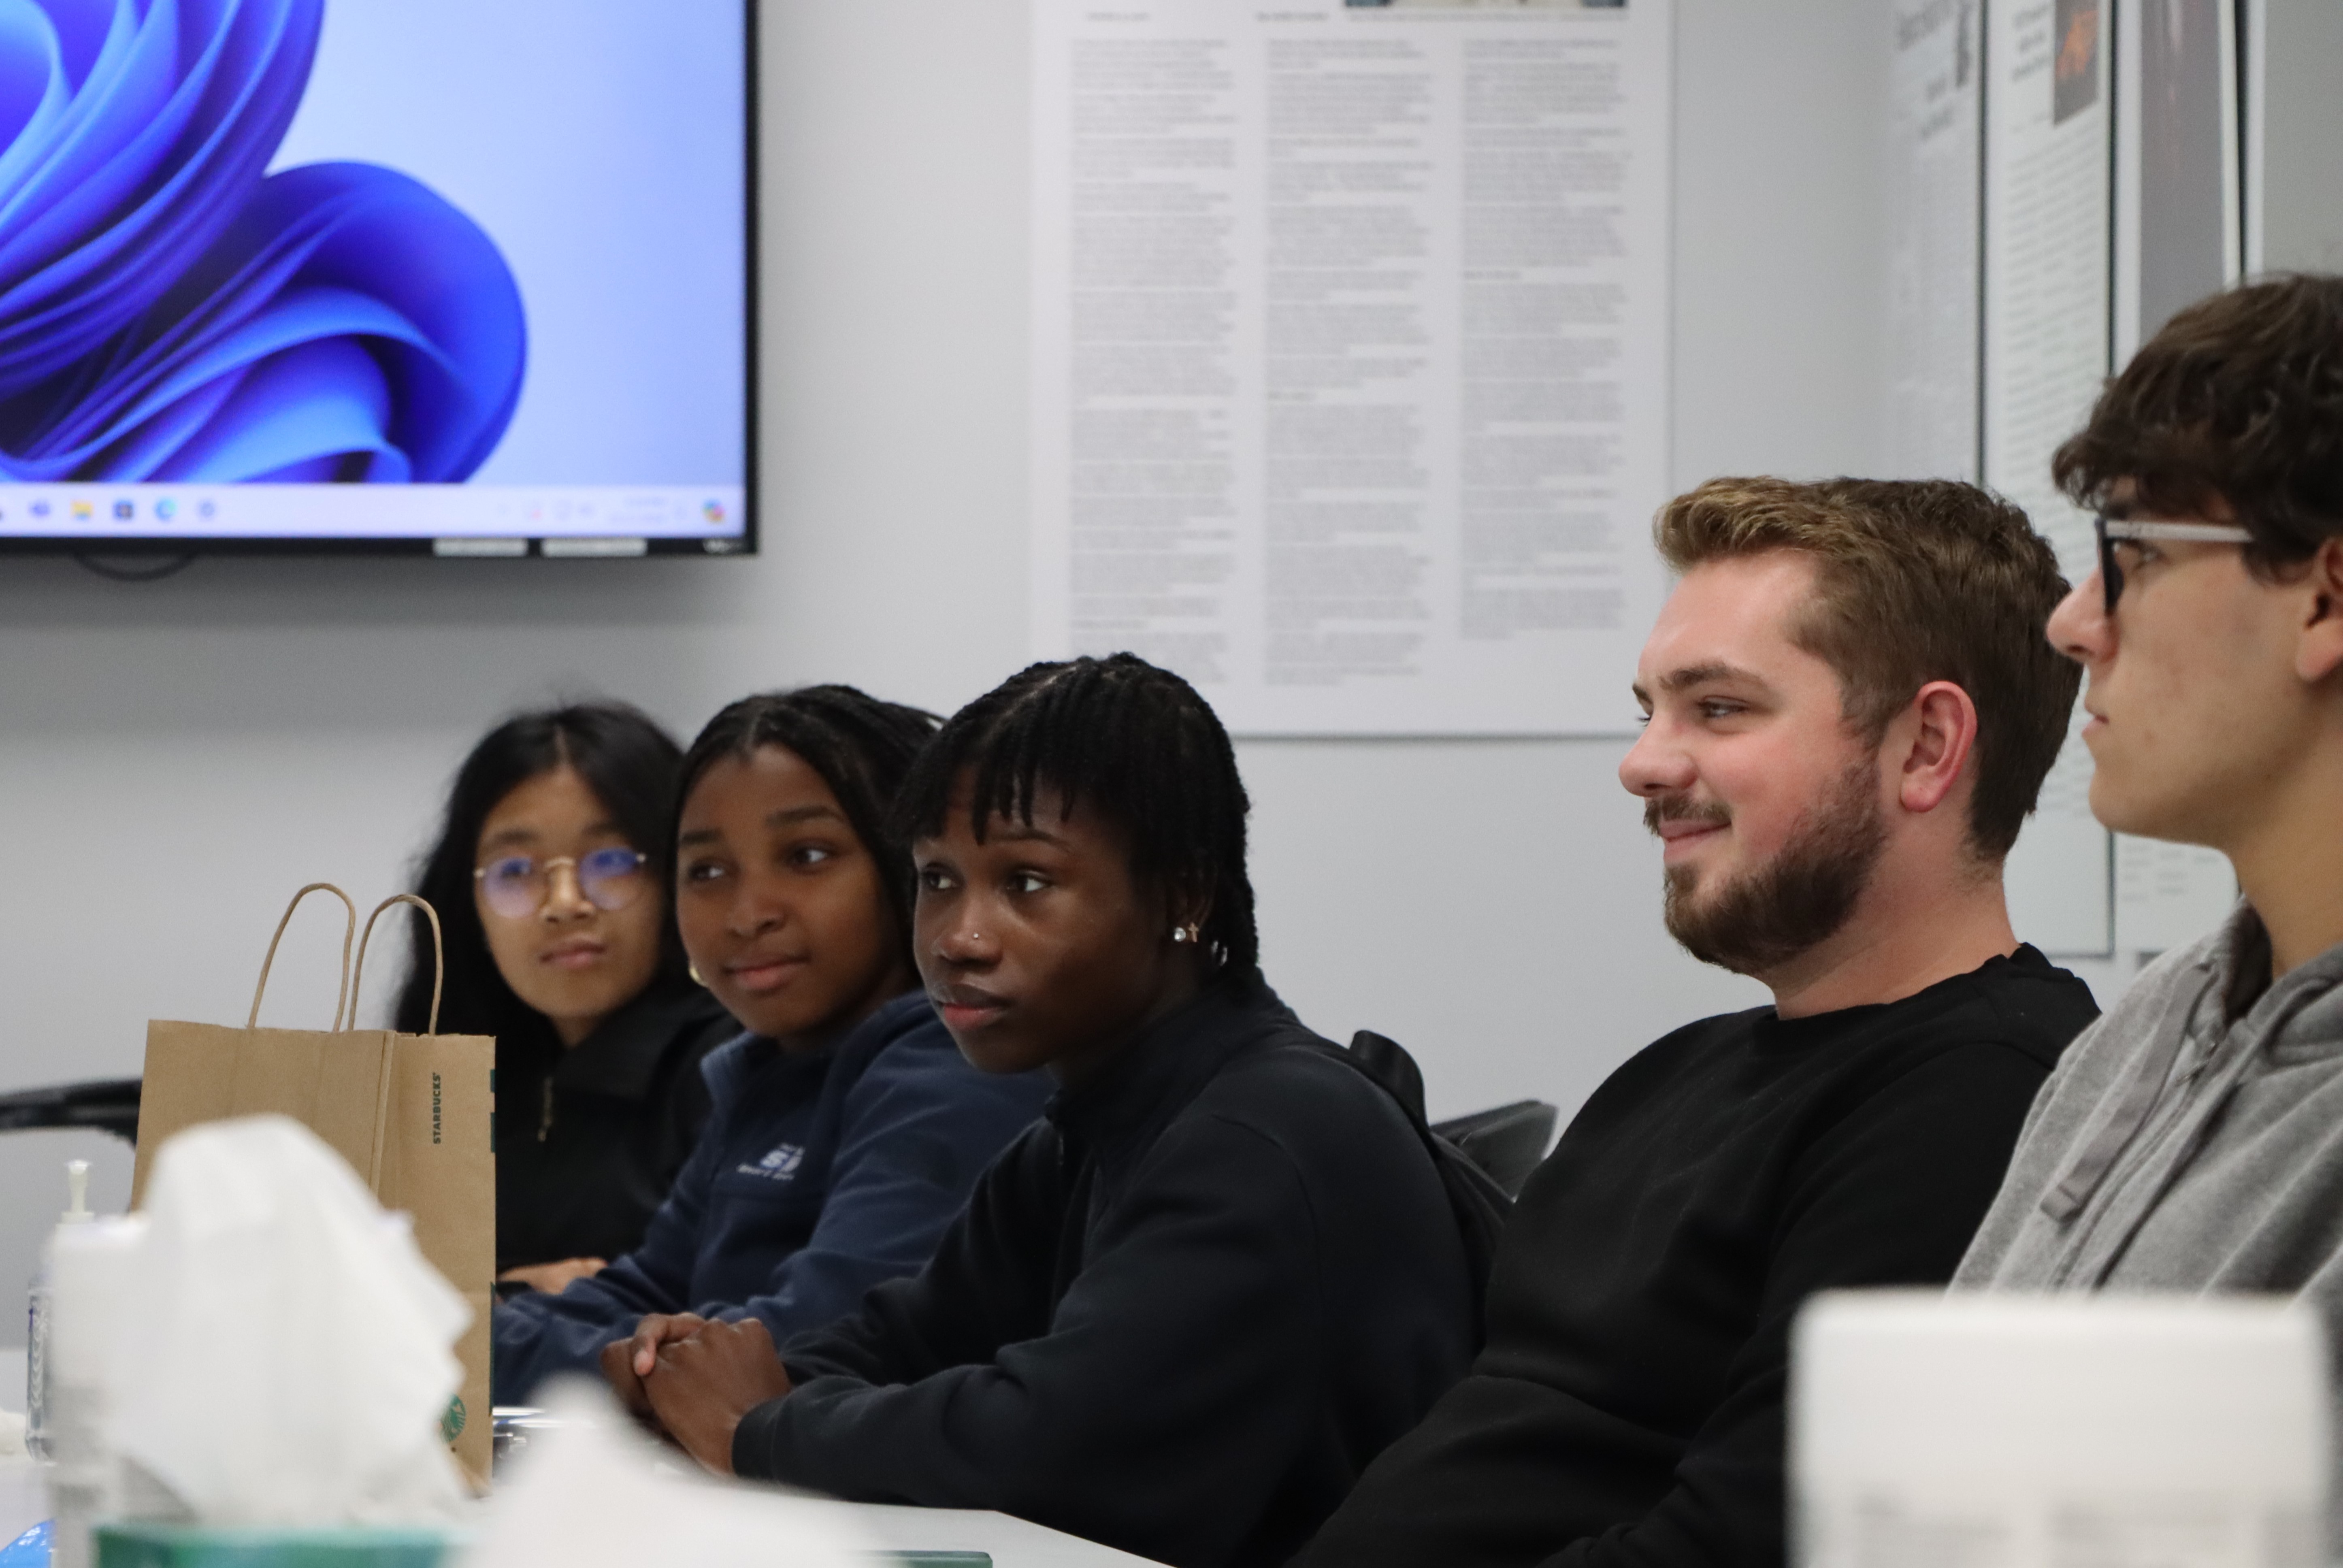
[94,1523,461,1568]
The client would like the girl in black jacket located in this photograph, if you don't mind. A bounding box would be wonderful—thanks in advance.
[396,702,735,1290]
[620,654,1476,1568]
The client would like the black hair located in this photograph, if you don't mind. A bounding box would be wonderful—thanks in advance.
[674,686,941,970]
[897,653,1259,971]
[394,701,689,1040]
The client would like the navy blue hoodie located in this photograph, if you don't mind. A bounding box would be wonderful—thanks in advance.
[492,991,1050,1402]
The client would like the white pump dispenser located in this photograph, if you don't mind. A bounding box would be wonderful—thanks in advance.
[24,1159,94,1461]
[41,1170,147,1568]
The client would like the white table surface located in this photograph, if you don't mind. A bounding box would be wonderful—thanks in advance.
[846,1503,1167,1567]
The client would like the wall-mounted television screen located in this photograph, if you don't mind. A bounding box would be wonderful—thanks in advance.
[0,0,752,558]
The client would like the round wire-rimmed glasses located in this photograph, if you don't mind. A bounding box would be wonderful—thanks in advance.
[473,846,649,920]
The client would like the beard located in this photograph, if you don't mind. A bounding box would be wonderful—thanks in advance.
[1652,758,1887,977]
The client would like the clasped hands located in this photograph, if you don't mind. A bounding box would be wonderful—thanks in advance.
[599,1312,797,1476]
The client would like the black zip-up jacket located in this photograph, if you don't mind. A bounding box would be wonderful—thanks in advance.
[732,970,1478,1568]
[495,984,738,1272]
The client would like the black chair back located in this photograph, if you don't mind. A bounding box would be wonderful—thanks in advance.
[1431,1099,1558,1199]
[0,1077,141,1143]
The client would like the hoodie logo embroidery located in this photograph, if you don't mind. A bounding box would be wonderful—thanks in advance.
[739,1142,805,1181]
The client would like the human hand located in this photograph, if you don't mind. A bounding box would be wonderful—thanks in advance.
[599,1312,710,1425]
[639,1316,795,1477]
[497,1256,608,1294]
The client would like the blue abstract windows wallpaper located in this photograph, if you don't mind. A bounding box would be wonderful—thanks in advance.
[0,0,525,484]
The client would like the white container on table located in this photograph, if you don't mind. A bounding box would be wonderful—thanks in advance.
[43,1215,145,1568]
[1792,1291,2328,1568]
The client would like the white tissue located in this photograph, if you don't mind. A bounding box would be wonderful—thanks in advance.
[459,1380,876,1568]
[0,1457,40,1552]
[111,1115,471,1525]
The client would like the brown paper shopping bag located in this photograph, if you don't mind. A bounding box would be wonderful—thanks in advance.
[130,884,495,1486]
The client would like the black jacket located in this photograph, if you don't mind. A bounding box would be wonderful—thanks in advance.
[1292,946,2098,1568]
[495,983,737,1272]
[733,971,1479,1568]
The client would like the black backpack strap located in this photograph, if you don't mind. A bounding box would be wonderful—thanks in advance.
[1321,1030,1510,1346]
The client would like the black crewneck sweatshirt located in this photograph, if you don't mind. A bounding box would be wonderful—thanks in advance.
[731,970,1477,1568]
[1293,946,2097,1568]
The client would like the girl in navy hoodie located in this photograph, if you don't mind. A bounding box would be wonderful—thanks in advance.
[490,686,1050,1403]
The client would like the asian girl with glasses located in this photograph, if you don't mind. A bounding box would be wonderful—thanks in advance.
[396,701,736,1294]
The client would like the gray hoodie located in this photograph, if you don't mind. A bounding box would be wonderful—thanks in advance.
[1957,899,2343,1519]
[1957,901,2343,1297]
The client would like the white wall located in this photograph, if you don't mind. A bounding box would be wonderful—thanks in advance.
[0,0,1938,1340]
[2255,0,2343,273]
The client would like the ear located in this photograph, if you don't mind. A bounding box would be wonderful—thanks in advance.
[1161,875,1214,943]
[1893,680,1980,816]
[2294,537,2343,686]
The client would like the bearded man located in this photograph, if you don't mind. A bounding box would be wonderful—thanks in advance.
[1294,477,2100,1568]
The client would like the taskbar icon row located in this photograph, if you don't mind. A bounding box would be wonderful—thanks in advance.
[3,495,213,525]
[0,486,749,539]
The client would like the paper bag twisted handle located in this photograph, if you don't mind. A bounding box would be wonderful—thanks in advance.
[347,894,444,1034]
[343,895,442,1193]
[247,883,358,1029]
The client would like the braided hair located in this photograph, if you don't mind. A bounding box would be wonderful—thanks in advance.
[676,685,941,970]
[898,654,1258,972]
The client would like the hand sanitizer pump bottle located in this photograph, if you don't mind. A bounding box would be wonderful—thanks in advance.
[43,1188,144,1568]
[23,1160,94,1462]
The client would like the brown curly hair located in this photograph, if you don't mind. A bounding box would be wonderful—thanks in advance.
[1654,477,2078,861]
[2053,274,2343,572]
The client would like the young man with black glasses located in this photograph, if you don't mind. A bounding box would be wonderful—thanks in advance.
[1957,276,2343,1357]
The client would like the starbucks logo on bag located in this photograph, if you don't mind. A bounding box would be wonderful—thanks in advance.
[441,1395,466,1443]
